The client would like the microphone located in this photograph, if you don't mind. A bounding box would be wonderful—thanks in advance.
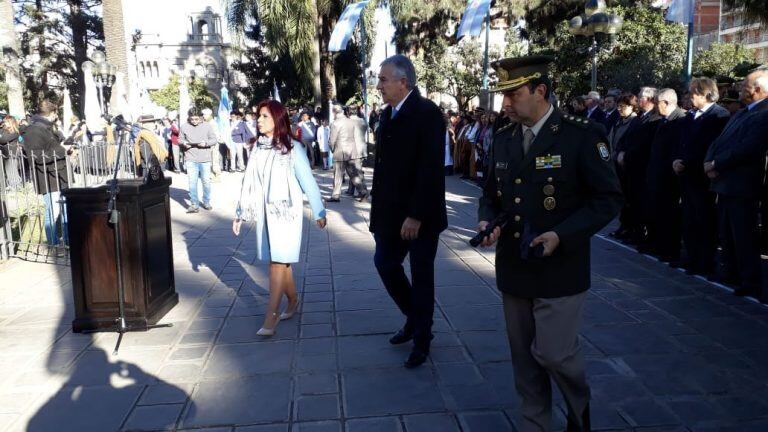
[469,213,509,247]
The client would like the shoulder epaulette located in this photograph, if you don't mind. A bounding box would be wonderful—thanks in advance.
[561,114,590,129]
[495,122,516,136]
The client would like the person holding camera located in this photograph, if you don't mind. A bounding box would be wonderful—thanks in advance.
[179,107,218,213]
[477,56,622,432]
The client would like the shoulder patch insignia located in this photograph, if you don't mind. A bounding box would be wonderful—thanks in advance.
[561,115,589,129]
[495,122,516,136]
[597,142,610,161]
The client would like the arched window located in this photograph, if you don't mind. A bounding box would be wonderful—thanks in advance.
[206,64,218,80]
[197,19,209,35]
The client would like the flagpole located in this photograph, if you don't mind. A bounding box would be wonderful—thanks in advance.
[684,21,694,86]
[481,8,490,90]
[361,10,369,122]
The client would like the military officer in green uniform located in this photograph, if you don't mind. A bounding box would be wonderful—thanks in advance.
[477,56,623,432]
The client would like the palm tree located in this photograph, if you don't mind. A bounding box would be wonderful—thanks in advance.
[724,0,768,24]
[1,0,26,116]
[102,0,130,100]
[227,0,326,106]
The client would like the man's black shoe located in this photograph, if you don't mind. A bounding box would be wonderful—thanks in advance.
[404,350,428,369]
[325,197,340,203]
[343,190,355,196]
[355,193,369,202]
[389,329,413,345]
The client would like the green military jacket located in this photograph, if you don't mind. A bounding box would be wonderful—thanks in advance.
[478,108,623,299]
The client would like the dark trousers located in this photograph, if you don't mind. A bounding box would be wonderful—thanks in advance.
[625,168,647,242]
[374,232,439,350]
[615,163,631,231]
[718,195,762,293]
[680,182,717,273]
[645,188,681,259]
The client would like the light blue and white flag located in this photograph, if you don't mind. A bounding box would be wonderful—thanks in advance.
[217,86,232,147]
[272,80,281,102]
[456,0,492,40]
[665,0,694,24]
[329,0,371,52]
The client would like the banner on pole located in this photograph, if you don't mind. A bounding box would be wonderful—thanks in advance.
[456,0,492,40]
[329,0,371,52]
[665,0,694,24]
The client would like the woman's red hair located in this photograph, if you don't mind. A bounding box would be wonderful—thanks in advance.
[256,100,294,153]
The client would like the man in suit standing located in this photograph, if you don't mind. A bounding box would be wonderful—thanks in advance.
[642,89,686,261]
[673,77,731,275]
[584,91,606,125]
[601,93,620,133]
[327,105,368,202]
[704,68,768,301]
[370,54,447,368]
[478,56,622,432]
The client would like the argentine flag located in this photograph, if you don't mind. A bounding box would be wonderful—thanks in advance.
[456,0,492,40]
[665,0,694,24]
[217,87,233,149]
[329,0,371,52]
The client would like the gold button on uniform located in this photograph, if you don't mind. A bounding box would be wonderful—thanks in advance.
[514,197,521,204]
[547,177,554,183]
[514,215,521,222]
[515,178,522,184]
[497,191,502,197]
[514,232,521,239]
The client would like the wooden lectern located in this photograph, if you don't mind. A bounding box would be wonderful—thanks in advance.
[64,177,178,332]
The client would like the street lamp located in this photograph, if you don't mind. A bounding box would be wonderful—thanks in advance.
[568,0,623,91]
[82,50,118,117]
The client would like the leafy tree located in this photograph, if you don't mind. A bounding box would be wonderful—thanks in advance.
[534,5,687,99]
[150,74,215,111]
[693,42,757,78]
[12,0,103,114]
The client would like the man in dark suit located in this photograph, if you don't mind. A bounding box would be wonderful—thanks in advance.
[704,68,768,301]
[622,87,662,245]
[584,91,606,125]
[478,56,622,432]
[601,93,620,133]
[643,89,686,261]
[673,77,731,276]
[370,54,447,368]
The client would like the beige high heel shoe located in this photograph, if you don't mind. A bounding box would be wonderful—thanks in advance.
[257,312,279,337]
[279,298,300,321]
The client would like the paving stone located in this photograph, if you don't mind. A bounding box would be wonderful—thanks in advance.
[441,305,505,331]
[296,353,338,373]
[335,290,394,311]
[302,302,334,313]
[435,363,484,386]
[342,367,446,417]
[336,309,403,336]
[301,324,335,338]
[217,316,299,344]
[294,394,340,421]
[296,373,338,395]
[458,330,511,363]
[403,413,460,432]
[123,404,183,431]
[180,331,217,346]
[457,411,514,432]
[338,335,411,369]
[290,420,342,432]
[618,399,680,427]
[171,346,209,361]
[435,285,500,307]
[182,375,291,428]
[582,324,678,355]
[23,384,143,432]
[204,341,294,379]
[235,425,288,432]
[138,383,193,405]
[346,416,403,432]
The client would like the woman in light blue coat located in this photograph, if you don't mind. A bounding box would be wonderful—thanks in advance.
[233,100,327,336]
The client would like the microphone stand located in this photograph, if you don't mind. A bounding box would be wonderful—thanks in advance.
[87,123,173,355]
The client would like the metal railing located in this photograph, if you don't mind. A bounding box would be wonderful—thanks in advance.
[0,132,143,263]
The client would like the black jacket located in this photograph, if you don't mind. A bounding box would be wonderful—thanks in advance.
[479,109,623,298]
[705,99,768,199]
[677,104,731,191]
[646,108,687,192]
[21,115,69,194]
[602,109,620,134]
[370,90,447,237]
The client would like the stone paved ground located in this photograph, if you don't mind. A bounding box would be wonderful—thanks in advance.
[1,168,768,432]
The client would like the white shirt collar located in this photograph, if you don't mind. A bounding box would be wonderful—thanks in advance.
[393,90,414,113]
[587,105,598,116]
[699,102,715,114]
[522,104,555,137]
